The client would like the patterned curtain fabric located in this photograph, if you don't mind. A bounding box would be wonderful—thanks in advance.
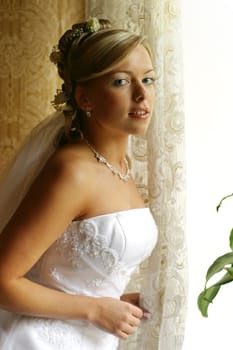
[0,0,85,174]
[86,1,187,349]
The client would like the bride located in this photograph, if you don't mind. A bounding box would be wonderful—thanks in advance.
[0,17,157,349]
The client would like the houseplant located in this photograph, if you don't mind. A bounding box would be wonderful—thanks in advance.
[198,193,233,317]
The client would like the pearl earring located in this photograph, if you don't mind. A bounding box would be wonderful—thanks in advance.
[86,111,91,118]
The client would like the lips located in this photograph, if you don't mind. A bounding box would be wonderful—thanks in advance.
[128,109,150,119]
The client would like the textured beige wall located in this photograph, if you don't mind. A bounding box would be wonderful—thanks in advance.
[0,0,85,174]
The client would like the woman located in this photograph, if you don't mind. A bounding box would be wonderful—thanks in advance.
[0,18,157,349]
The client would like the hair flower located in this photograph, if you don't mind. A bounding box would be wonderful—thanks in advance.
[51,89,68,110]
[85,17,101,33]
[71,27,84,38]
[50,45,62,65]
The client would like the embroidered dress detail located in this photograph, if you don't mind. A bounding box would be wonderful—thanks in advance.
[0,208,157,350]
[33,318,82,349]
[55,221,127,276]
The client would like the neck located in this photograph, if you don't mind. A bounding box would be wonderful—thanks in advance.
[82,134,131,182]
[82,130,129,168]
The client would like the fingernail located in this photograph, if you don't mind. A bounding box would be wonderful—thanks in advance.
[143,312,152,320]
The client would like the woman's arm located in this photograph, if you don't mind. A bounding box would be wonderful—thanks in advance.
[0,149,89,317]
[0,149,143,338]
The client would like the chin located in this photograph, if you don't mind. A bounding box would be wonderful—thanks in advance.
[129,125,149,136]
[128,119,151,136]
[129,131,147,137]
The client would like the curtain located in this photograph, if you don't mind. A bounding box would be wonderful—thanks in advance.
[0,0,85,175]
[86,1,187,349]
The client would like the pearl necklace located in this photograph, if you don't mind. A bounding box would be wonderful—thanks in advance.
[84,138,131,182]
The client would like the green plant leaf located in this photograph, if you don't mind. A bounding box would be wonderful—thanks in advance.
[206,252,233,283]
[229,228,233,250]
[214,270,233,285]
[198,271,233,317]
[198,191,233,317]
[198,285,221,317]
[216,192,233,212]
[224,267,233,277]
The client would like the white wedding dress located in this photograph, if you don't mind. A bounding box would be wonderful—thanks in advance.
[0,207,157,350]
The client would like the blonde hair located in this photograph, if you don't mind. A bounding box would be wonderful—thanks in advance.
[56,19,150,104]
[70,30,150,83]
[52,18,151,142]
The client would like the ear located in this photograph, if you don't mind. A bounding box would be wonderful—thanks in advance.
[74,85,92,111]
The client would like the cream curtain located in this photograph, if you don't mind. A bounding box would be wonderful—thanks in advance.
[0,1,186,349]
[86,1,187,349]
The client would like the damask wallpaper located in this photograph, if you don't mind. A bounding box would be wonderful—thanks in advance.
[0,0,85,174]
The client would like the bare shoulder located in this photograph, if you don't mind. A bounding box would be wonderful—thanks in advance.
[41,142,94,195]
[9,142,95,231]
[45,143,89,180]
[0,143,95,280]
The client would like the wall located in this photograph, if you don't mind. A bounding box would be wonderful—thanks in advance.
[0,0,85,174]
[182,0,233,348]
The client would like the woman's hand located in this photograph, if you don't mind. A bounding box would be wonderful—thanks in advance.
[121,293,152,320]
[88,297,143,340]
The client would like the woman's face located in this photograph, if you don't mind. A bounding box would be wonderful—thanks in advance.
[76,44,155,137]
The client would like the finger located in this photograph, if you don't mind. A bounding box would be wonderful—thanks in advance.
[122,324,138,336]
[130,317,141,327]
[131,305,143,318]
[117,330,129,340]
[129,315,141,327]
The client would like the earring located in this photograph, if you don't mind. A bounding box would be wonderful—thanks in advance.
[86,110,91,118]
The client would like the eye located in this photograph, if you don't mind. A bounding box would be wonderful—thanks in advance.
[142,77,155,85]
[113,79,128,87]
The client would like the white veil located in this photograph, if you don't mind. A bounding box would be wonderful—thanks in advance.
[0,110,65,234]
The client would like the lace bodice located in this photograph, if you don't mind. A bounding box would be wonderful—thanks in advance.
[27,208,157,298]
[0,208,157,350]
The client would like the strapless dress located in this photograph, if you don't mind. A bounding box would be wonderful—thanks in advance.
[0,208,157,349]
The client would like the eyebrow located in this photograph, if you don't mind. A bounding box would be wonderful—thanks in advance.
[109,69,155,75]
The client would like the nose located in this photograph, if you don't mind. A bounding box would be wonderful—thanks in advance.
[133,82,146,103]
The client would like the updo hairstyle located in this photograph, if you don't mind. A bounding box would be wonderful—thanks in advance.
[50,18,150,142]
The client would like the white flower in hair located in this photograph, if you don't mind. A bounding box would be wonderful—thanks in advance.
[49,45,62,65]
[86,17,101,33]
[51,89,68,110]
